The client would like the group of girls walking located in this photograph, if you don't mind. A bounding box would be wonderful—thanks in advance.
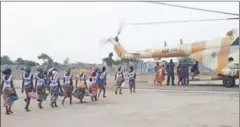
[1,66,108,115]
[114,66,136,94]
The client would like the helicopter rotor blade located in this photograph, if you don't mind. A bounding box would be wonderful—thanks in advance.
[116,19,126,36]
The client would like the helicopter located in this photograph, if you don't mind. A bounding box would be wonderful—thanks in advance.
[100,2,239,87]
[101,20,239,88]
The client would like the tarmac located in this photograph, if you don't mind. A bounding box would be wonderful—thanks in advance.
[1,80,239,127]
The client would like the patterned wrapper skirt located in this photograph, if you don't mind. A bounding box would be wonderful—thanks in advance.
[129,79,135,87]
[50,85,59,102]
[3,88,15,107]
[24,85,33,99]
[37,85,46,101]
[73,88,85,99]
[116,79,123,87]
[63,84,73,98]
[91,84,98,97]
[99,80,106,89]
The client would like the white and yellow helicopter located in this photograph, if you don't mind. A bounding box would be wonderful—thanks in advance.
[101,22,239,87]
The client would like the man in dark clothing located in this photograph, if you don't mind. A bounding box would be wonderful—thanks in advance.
[166,59,175,85]
[190,61,200,80]
[181,60,191,86]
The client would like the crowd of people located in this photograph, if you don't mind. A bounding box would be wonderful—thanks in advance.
[154,59,200,86]
[1,65,137,115]
[1,59,200,115]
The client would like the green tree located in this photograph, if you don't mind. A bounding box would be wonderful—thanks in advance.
[15,57,25,65]
[1,55,13,65]
[38,53,51,64]
[25,60,40,67]
[15,57,39,67]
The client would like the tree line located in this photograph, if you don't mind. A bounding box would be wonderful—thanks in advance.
[1,53,70,70]
[101,52,194,67]
[1,52,193,69]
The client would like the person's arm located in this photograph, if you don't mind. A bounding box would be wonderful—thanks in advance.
[63,76,65,85]
[122,72,125,81]
[57,77,63,92]
[84,76,88,90]
[21,75,24,93]
[11,77,16,94]
[70,76,73,86]
[1,80,3,95]
[34,76,38,92]
[114,72,117,80]
[75,77,78,88]
[30,74,35,92]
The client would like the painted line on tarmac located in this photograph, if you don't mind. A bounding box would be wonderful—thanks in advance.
[135,89,239,94]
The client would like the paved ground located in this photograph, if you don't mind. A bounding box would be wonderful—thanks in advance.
[122,83,239,93]
[1,87,239,127]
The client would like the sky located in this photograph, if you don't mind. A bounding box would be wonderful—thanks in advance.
[2,2,239,64]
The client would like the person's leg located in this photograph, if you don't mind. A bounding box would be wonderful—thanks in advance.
[119,81,123,94]
[54,89,59,107]
[50,87,56,108]
[25,98,31,111]
[129,82,132,93]
[98,88,102,98]
[8,104,13,113]
[69,93,72,105]
[166,74,170,85]
[103,87,106,97]
[119,87,123,94]
[181,77,185,86]
[25,90,31,112]
[5,106,10,115]
[62,97,66,105]
[115,82,119,94]
[179,77,182,85]
[37,87,44,109]
[171,73,175,85]
[133,84,136,93]
[184,77,187,86]
[177,75,180,85]
[103,82,106,98]
[154,73,158,84]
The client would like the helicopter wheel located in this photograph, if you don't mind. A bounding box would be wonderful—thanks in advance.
[222,76,235,88]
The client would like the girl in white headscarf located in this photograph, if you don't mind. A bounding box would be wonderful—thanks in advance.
[48,68,63,108]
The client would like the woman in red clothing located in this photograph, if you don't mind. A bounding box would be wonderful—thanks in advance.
[157,64,166,86]
[177,63,182,85]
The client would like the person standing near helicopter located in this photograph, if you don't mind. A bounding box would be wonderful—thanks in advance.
[128,66,136,93]
[115,66,124,95]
